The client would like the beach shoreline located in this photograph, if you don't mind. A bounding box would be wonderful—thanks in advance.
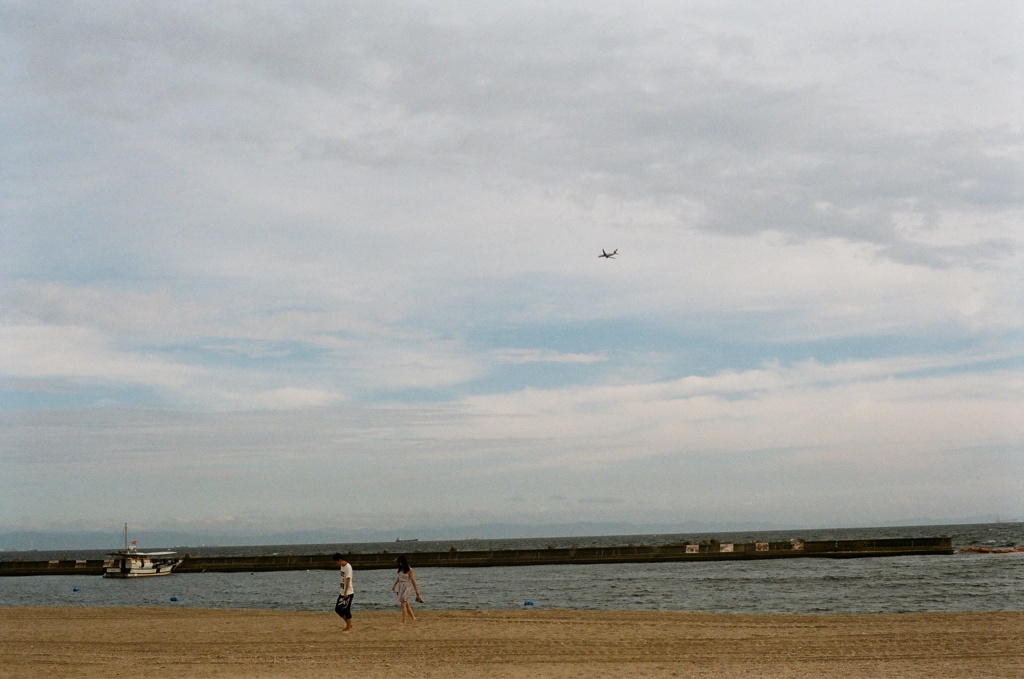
[1,607,1021,678]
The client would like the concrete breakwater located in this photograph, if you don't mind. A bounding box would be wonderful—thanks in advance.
[0,537,952,576]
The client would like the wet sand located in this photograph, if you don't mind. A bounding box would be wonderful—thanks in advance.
[1,607,1021,678]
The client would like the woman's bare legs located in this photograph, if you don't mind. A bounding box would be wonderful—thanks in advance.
[400,600,416,624]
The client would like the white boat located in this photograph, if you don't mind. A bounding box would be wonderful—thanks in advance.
[103,524,182,578]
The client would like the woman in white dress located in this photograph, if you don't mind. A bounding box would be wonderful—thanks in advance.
[391,555,423,625]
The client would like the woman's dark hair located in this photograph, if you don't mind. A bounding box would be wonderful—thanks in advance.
[396,555,410,573]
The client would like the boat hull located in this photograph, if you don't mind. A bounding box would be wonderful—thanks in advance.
[102,554,182,578]
[103,565,178,578]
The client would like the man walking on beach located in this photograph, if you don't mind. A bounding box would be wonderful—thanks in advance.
[333,553,354,634]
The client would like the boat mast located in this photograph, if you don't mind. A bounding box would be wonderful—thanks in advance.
[123,523,128,551]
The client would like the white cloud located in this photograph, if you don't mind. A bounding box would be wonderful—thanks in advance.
[494,349,607,364]
[1,1,1021,532]
[2,352,1021,530]
[0,322,196,385]
[457,353,1024,458]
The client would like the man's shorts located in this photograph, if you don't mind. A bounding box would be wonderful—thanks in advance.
[335,593,354,620]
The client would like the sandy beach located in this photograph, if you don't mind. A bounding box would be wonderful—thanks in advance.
[1,607,1021,678]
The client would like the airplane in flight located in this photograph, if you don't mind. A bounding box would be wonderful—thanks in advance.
[599,249,618,259]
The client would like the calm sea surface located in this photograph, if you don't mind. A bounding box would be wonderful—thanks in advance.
[2,523,1021,614]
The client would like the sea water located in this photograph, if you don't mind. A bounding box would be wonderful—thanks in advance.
[2,523,1021,614]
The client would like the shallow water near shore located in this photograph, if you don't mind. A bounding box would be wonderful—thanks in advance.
[2,522,1021,614]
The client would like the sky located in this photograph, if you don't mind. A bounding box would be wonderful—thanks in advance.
[1,1,1022,541]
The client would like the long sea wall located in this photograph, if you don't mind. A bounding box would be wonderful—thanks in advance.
[0,537,953,576]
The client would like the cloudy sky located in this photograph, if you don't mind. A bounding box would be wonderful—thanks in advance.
[2,1,1022,539]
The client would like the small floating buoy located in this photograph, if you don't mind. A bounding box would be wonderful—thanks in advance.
[72,586,79,592]
[170,596,178,602]
[523,600,534,607]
